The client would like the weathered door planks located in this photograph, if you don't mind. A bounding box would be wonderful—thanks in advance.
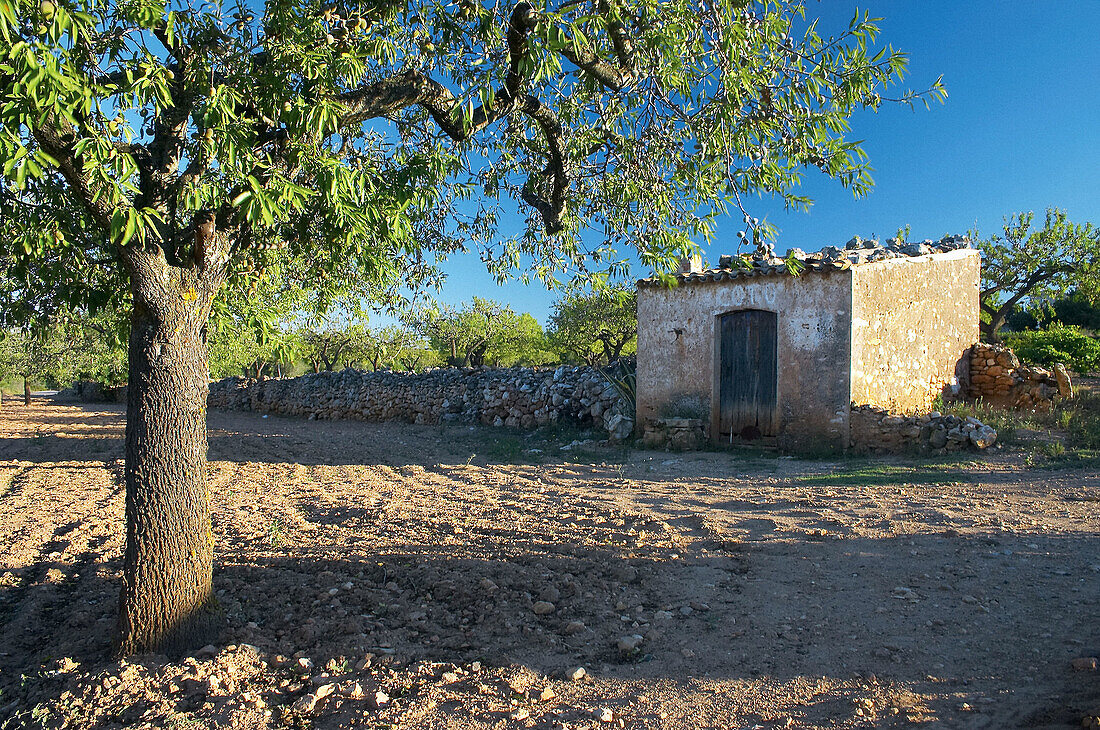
[718,310,778,439]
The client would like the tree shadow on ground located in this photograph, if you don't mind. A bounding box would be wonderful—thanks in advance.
[3,401,1099,728]
[3,522,1097,728]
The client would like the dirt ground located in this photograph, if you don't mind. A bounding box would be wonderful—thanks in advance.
[1,400,1098,729]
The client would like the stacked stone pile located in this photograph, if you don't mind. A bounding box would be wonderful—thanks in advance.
[206,366,633,437]
[789,234,971,266]
[713,234,972,274]
[850,404,998,454]
[968,343,1070,409]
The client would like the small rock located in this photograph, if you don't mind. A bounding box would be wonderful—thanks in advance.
[679,606,693,616]
[567,666,587,681]
[510,708,530,721]
[292,694,319,714]
[538,586,561,603]
[532,601,556,615]
[195,644,218,658]
[539,686,556,702]
[564,620,586,635]
[596,707,615,722]
[370,690,391,708]
[654,610,673,621]
[617,635,644,653]
[1071,657,1098,672]
[314,683,336,701]
[442,671,459,683]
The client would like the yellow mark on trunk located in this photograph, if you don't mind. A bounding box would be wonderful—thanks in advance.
[182,286,198,302]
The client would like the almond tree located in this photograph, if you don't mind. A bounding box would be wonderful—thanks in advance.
[548,285,636,365]
[0,0,942,654]
[978,208,1100,342]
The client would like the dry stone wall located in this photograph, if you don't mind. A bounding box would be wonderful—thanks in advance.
[849,404,997,454]
[968,343,1071,408]
[206,366,634,438]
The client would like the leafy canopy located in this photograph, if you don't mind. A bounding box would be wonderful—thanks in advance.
[1,0,944,320]
[1004,324,1100,376]
[418,297,543,367]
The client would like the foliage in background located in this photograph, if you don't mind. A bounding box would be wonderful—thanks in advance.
[0,314,126,392]
[418,298,552,367]
[977,209,1100,342]
[1004,325,1100,375]
[547,286,636,365]
[1005,290,1100,334]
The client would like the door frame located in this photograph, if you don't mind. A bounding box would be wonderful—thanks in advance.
[710,308,780,443]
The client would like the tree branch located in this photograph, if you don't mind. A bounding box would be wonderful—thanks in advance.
[336,3,571,233]
[30,116,117,231]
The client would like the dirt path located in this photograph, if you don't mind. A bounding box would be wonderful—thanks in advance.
[1,401,1098,729]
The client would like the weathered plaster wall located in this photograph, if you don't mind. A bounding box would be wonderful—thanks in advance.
[849,250,979,412]
[637,271,853,452]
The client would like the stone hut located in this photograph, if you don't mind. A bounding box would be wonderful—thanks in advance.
[636,236,980,452]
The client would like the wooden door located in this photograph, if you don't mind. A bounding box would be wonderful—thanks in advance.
[718,310,778,439]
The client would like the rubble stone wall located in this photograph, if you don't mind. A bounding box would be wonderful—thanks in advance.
[849,404,997,454]
[968,343,1070,408]
[206,366,634,437]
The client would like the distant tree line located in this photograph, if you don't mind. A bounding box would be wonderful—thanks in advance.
[205,286,639,379]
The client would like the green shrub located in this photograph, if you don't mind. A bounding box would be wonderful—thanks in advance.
[1004,325,1100,374]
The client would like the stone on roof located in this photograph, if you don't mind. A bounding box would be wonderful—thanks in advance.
[638,234,971,287]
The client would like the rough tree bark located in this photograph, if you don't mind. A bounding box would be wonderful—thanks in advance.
[23,375,30,406]
[115,237,228,656]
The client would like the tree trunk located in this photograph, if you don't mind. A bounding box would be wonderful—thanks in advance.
[116,287,221,656]
[980,311,1007,344]
[23,375,31,405]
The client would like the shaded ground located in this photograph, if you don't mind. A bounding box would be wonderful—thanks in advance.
[1,400,1098,729]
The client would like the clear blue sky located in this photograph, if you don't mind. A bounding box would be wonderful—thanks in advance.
[421,2,1100,325]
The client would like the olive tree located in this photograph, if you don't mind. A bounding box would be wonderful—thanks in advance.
[0,0,941,654]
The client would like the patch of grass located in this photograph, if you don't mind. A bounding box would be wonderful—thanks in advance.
[265,517,284,547]
[795,463,975,487]
[1061,391,1100,449]
[1024,448,1100,470]
[480,435,526,464]
[933,397,1031,445]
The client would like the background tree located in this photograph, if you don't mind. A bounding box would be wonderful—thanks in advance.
[486,312,557,366]
[978,208,1100,342]
[1,0,942,654]
[355,324,416,371]
[547,286,636,365]
[300,326,358,372]
[420,298,533,366]
[1,324,78,403]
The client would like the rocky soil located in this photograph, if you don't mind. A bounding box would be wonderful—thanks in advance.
[1,400,1098,729]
